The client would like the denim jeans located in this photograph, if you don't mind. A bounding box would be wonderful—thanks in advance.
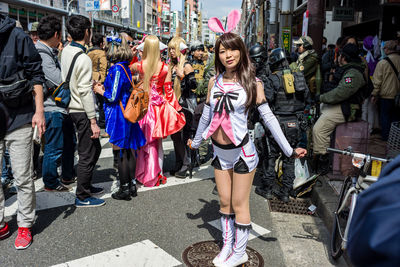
[1,149,13,184]
[42,112,76,189]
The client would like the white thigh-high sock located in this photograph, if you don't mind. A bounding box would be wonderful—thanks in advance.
[216,222,251,267]
[212,212,235,265]
[158,139,164,175]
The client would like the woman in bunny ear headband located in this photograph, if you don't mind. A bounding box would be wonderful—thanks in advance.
[130,35,186,187]
[93,34,146,200]
[187,10,307,267]
[167,36,198,178]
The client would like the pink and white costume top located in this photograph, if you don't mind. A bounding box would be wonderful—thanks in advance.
[192,73,293,158]
[202,74,248,146]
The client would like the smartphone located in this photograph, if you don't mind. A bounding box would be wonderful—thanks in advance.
[33,125,41,145]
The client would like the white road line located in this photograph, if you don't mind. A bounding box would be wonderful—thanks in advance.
[207,219,271,241]
[51,239,181,267]
[76,140,175,161]
[99,148,113,159]
[5,164,214,217]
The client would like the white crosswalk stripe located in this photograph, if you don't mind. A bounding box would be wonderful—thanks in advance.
[5,164,214,217]
[51,239,181,267]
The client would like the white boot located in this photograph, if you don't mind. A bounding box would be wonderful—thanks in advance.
[216,222,251,267]
[213,213,235,266]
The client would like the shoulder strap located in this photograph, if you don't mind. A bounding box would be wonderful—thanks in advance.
[65,51,84,83]
[116,63,133,87]
[37,47,60,68]
[384,57,399,77]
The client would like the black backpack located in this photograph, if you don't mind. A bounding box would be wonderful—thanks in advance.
[0,27,33,108]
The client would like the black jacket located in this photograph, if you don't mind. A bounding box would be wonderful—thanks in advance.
[0,14,45,132]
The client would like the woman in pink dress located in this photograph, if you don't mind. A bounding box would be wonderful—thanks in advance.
[131,35,186,187]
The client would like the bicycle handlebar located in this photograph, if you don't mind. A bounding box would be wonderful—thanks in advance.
[326,147,390,163]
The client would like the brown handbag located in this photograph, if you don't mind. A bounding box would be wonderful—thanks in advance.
[117,64,149,123]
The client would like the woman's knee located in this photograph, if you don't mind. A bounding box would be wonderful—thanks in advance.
[231,199,248,214]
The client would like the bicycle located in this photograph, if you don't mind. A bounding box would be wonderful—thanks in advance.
[327,146,391,260]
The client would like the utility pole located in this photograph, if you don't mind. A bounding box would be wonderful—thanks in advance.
[308,0,325,56]
[63,0,75,41]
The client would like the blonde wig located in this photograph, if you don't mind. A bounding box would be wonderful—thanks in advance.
[142,35,161,92]
[106,37,133,64]
[168,36,187,100]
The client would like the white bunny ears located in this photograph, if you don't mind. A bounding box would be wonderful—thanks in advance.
[208,10,241,34]
[137,41,168,52]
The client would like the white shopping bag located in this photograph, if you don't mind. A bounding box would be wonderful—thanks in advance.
[293,158,310,189]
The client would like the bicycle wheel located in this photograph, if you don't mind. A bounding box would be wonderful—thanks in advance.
[330,176,352,260]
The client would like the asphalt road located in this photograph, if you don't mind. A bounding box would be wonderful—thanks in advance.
[0,137,347,267]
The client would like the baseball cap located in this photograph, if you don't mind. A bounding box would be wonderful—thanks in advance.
[28,22,39,32]
[293,36,314,46]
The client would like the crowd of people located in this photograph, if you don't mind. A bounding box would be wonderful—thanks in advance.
[0,8,399,267]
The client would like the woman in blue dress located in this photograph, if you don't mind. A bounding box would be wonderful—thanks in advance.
[94,35,146,201]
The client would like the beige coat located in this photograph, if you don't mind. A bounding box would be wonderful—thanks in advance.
[372,53,400,99]
[87,48,108,83]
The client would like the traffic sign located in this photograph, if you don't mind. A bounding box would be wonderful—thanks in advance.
[112,4,119,13]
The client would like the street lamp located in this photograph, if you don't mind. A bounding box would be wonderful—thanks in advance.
[67,0,75,16]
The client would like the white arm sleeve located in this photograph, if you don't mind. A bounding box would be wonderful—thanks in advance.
[192,104,212,149]
[257,102,294,157]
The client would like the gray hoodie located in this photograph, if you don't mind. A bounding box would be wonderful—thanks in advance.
[35,40,66,114]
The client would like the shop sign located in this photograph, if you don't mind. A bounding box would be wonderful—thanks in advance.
[85,0,100,12]
[100,0,111,10]
[0,2,9,14]
[282,27,291,53]
[332,6,354,21]
[120,0,129,19]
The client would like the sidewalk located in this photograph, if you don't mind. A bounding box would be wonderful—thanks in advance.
[310,133,388,267]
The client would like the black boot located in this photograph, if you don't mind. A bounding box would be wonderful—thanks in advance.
[130,181,138,197]
[175,165,188,178]
[112,183,131,200]
[169,162,183,176]
[317,154,330,175]
[276,187,290,203]
[255,185,274,200]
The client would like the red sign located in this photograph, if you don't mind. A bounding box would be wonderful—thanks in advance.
[111,4,119,13]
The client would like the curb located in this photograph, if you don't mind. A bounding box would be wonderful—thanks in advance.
[311,175,353,267]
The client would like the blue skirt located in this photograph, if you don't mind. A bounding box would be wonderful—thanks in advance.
[104,103,146,150]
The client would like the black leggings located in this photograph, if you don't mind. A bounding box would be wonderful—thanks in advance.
[116,149,136,185]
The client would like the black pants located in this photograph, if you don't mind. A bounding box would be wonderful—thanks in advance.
[263,116,300,190]
[70,112,102,200]
[96,94,105,128]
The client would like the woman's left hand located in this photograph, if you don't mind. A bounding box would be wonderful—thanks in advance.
[294,148,307,158]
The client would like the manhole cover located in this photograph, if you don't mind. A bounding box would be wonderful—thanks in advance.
[268,198,312,215]
[182,240,264,267]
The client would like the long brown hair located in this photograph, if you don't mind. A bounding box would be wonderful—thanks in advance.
[214,33,257,111]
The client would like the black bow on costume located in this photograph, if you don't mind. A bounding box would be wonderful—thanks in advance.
[213,91,239,115]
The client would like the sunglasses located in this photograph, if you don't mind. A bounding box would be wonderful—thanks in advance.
[296,44,302,48]
[127,40,134,46]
